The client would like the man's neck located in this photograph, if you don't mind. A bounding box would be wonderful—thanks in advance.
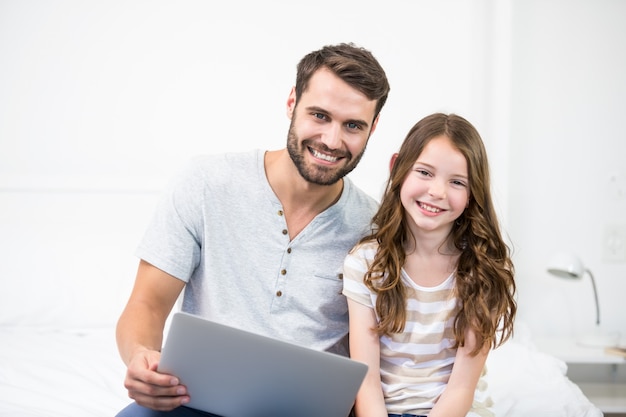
[264,149,344,239]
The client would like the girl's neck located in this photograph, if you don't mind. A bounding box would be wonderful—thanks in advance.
[406,226,456,256]
[403,233,460,287]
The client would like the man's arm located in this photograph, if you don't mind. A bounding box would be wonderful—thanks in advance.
[116,259,189,411]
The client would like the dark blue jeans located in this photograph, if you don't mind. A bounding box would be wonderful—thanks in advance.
[116,403,222,417]
[388,414,427,417]
[116,401,358,417]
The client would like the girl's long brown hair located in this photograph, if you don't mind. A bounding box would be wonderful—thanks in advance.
[362,113,516,355]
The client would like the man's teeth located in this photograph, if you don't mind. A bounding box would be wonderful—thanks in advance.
[311,149,339,162]
[419,202,441,213]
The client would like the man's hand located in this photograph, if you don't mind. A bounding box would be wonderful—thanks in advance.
[123,348,190,411]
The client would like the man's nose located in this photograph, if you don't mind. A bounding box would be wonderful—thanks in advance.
[320,123,342,149]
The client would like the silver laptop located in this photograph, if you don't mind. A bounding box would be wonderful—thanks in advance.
[158,312,368,417]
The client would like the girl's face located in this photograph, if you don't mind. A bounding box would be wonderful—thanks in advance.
[400,135,470,236]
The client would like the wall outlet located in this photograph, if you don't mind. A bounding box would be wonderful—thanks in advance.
[608,173,625,201]
[602,224,626,262]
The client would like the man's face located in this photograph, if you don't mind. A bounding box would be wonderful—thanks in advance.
[286,68,379,186]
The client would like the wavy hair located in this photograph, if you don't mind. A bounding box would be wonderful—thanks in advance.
[362,113,516,355]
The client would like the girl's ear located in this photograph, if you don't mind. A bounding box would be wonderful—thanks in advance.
[389,153,399,173]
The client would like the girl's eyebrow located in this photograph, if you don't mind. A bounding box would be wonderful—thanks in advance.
[414,161,433,169]
[414,161,468,179]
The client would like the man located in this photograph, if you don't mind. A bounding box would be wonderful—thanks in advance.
[115,42,390,416]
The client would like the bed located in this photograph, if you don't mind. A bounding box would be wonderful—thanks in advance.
[0,320,603,417]
[0,191,604,417]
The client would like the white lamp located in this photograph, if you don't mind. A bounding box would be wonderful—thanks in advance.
[546,252,619,347]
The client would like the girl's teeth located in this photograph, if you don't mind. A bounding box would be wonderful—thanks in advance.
[420,203,440,213]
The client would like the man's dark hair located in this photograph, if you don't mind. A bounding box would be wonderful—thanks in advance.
[295,43,390,119]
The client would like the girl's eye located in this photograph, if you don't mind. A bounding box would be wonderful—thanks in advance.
[452,180,467,187]
[416,169,431,177]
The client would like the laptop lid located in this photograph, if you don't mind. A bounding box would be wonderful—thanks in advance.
[158,312,368,417]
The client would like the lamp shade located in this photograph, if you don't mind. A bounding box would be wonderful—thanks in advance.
[546,251,600,326]
[547,252,585,279]
[545,252,620,347]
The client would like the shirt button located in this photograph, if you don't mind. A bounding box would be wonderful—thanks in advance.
[278,210,284,216]
[276,290,283,297]
[287,247,292,254]
[282,229,288,235]
[281,269,287,275]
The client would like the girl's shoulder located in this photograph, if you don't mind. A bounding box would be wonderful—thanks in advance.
[348,239,379,258]
[344,239,380,273]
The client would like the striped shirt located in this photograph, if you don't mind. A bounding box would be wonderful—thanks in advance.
[342,241,493,417]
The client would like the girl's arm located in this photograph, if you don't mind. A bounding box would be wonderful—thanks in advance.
[429,328,489,417]
[347,298,388,417]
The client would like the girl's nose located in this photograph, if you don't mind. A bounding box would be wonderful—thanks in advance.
[428,180,446,198]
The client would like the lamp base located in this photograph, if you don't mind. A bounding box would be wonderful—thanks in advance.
[575,331,621,348]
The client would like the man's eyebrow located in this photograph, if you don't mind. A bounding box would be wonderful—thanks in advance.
[305,106,370,129]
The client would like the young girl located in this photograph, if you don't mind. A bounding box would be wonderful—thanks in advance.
[343,113,516,417]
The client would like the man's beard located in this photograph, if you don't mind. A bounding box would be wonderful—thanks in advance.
[286,119,367,186]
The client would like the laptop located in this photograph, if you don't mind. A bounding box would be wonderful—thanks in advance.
[158,311,368,417]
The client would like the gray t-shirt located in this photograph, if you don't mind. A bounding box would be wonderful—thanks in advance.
[136,149,378,353]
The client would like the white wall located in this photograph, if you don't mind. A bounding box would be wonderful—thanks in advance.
[509,0,626,341]
[0,0,500,327]
[0,0,624,339]
[0,0,498,196]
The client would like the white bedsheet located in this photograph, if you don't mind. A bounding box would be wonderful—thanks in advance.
[486,330,603,417]
[0,324,604,417]
[0,326,129,417]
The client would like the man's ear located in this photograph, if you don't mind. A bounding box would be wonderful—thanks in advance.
[389,152,399,173]
[286,87,296,119]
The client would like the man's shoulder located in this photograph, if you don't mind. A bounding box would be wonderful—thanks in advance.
[165,150,263,193]
[189,149,261,167]
[179,149,263,180]
[343,178,379,212]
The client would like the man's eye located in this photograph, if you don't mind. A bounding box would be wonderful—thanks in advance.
[346,122,360,130]
[313,113,327,120]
